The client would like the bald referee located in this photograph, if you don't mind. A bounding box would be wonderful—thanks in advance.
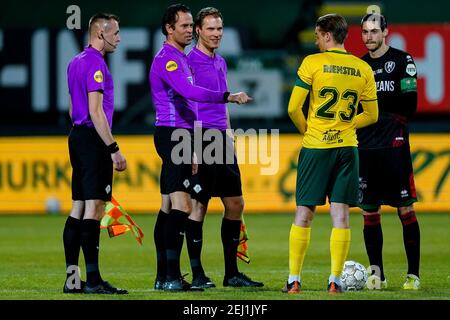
[63,13,127,295]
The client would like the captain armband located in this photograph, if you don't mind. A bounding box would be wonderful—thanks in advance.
[400,77,417,93]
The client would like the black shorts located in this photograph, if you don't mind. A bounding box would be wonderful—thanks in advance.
[68,126,113,201]
[358,144,417,211]
[190,129,242,205]
[154,126,193,195]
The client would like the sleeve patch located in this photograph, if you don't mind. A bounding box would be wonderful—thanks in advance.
[295,76,311,90]
[166,60,178,72]
[400,77,417,92]
[406,63,417,76]
[94,70,103,83]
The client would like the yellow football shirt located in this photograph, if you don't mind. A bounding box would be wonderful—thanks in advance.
[294,48,377,149]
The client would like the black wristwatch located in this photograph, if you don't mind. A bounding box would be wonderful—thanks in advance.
[107,142,120,154]
[223,91,230,103]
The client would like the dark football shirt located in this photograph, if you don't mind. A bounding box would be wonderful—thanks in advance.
[357,47,418,149]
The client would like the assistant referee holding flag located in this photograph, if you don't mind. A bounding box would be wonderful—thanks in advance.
[63,13,127,295]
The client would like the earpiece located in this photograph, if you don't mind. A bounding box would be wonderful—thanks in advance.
[101,33,116,49]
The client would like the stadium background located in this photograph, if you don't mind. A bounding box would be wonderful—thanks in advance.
[1,0,449,214]
[0,0,449,302]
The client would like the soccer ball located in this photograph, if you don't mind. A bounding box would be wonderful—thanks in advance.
[45,196,61,215]
[340,260,368,291]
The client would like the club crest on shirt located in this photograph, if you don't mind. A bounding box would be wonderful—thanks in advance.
[166,60,178,72]
[384,61,395,73]
[94,70,103,83]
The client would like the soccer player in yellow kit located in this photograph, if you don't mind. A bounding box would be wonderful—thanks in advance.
[283,14,378,293]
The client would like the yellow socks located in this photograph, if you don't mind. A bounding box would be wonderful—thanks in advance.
[288,226,351,282]
[330,228,351,278]
[289,224,311,279]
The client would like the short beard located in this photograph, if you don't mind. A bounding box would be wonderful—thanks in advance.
[368,42,382,52]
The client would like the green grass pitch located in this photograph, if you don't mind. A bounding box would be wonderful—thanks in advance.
[0,212,448,300]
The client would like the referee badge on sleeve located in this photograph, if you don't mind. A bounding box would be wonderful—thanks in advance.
[94,70,104,83]
[165,60,178,72]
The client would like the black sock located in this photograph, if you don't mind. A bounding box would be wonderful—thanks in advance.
[363,214,385,281]
[154,210,168,281]
[221,218,241,279]
[399,211,420,277]
[63,216,82,278]
[185,218,205,278]
[164,209,188,281]
[80,219,102,286]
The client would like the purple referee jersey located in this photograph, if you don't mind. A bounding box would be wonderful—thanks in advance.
[187,47,228,131]
[149,43,226,129]
[67,46,114,128]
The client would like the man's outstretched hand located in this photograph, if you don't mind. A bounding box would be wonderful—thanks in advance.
[228,92,253,104]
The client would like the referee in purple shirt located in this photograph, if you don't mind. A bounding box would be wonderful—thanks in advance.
[186,7,263,289]
[150,4,252,292]
[63,13,127,295]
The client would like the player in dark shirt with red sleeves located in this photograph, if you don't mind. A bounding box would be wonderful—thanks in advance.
[357,13,421,290]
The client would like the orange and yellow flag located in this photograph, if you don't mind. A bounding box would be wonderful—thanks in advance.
[100,196,144,245]
[237,217,250,264]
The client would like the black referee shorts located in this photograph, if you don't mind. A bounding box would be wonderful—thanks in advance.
[68,125,113,201]
[154,126,194,195]
[190,129,242,205]
[358,144,418,211]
